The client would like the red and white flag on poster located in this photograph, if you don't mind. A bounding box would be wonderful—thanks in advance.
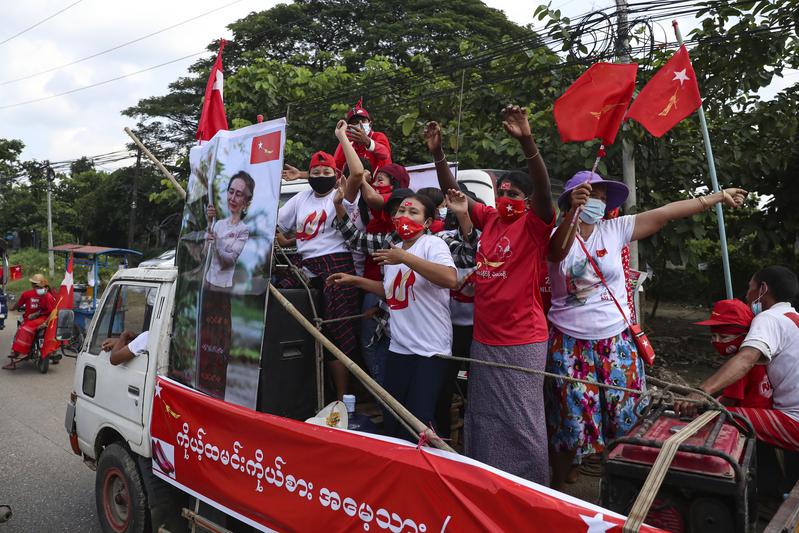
[626,45,702,137]
[196,39,229,141]
[553,62,638,146]
[150,376,665,533]
[250,131,282,164]
[42,254,73,357]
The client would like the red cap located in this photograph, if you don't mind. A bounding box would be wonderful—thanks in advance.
[378,163,410,189]
[308,151,337,172]
[694,299,754,328]
[346,98,370,121]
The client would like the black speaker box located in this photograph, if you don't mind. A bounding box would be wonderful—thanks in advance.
[257,288,321,420]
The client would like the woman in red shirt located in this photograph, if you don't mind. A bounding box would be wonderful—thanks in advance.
[425,105,555,485]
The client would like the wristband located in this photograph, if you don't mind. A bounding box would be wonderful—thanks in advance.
[434,155,447,164]
[525,150,541,161]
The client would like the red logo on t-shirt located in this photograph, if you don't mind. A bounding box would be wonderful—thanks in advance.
[596,248,608,258]
[784,312,799,328]
[296,210,327,241]
[386,269,416,310]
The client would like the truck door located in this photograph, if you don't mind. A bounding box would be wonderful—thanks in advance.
[76,282,158,437]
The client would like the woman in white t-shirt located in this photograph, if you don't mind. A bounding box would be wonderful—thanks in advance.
[546,170,748,489]
[328,194,457,439]
[197,171,253,399]
[276,123,365,400]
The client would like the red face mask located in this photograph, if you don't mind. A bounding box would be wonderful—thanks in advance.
[713,337,744,357]
[496,196,526,222]
[393,216,425,240]
[373,184,393,196]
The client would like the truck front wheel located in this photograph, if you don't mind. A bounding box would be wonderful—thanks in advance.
[96,443,147,533]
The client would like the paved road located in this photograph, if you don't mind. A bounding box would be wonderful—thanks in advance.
[0,312,101,533]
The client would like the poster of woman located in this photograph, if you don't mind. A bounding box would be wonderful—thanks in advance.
[169,118,286,409]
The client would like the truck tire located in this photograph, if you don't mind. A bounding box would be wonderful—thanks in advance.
[96,443,148,533]
[137,455,188,533]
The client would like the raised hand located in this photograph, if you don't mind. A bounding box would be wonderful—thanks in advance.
[501,104,533,139]
[569,182,592,211]
[335,119,349,141]
[282,164,303,181]
[333,180,345,205]
[346,125,370,147]
[722,188,748,208]
[423,121,442,154]
[445,188,468,216]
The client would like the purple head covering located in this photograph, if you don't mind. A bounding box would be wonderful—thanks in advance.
[558,171,629,212]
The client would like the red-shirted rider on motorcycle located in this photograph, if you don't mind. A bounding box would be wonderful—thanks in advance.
[3,274,56,370]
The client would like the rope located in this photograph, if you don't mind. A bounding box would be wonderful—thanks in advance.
[622,410,721,532]
[318,312,370,325]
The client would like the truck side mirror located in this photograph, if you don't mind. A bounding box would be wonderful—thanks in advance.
[56,310,75,341]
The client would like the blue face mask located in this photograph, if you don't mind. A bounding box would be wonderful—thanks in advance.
[751,287,767,315]
[579,198,606,224]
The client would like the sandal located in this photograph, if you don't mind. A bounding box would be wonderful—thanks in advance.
[2,361,17,370]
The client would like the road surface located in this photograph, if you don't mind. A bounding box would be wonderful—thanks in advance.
[0,311,101,532]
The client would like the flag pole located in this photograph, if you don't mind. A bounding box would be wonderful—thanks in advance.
[673,21,734,299]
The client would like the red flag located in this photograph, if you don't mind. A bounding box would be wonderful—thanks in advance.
[553,62,638,145]
[250,131,282,164]
[42,254,74,357]
[196,40,228,141]
[626,45,702,137]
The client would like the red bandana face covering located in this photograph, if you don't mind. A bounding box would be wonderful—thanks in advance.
[373,184,393,196]
[393,216,425,240]
[496,196,526,222]
[713,337,744,357]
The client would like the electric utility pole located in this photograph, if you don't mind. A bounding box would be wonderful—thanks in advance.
[615,0,641,319]
[128,147,141,249]
[45,161,55,276]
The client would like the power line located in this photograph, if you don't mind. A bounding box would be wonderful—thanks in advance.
[0,51,206,111]
[0,0,84,47]
[0,0,245,87]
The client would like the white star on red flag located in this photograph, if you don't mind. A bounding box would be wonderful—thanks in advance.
[580,512,615,533]
[672,68,689,86]
[154,381,163,398]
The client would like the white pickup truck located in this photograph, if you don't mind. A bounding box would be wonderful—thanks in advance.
[63,263,188,532]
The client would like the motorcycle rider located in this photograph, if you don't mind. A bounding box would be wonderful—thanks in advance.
[3,274,56,370]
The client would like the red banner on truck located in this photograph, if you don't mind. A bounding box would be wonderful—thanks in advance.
[150,377,662,532]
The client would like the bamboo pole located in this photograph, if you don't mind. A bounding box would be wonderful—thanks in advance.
[267,284,455,453]
[124,127,187,200]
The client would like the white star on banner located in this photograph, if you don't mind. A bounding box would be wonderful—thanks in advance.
[154,382,163,398]
[213,70,224,101]
[258,141,264,150]
[580,512,615,533]
[673,69,690,86]
[62,269,74,292]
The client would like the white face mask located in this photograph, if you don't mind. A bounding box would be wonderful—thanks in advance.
[35,288,46,296]
[751,286,767,315]
[578,198,606,224]
[361,122,372,135]
[438,207,448,219]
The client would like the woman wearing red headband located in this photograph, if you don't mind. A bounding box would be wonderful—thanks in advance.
[425,105,555,485]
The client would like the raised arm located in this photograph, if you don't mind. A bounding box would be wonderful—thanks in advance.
[548,183,590,263]
[445,188,474,239]
[632,188,747,242]
[424,121,473,209]
[360,180,387,210]
[335,120,365,203]
[326,272,385,297]
[501,105,553,222]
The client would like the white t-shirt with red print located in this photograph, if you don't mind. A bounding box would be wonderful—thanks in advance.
[741,302,799,421]
[382,234,455,357]
[277,189,350,260]
[547,215,635,341]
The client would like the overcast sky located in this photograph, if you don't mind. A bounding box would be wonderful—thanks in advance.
[0,0,794,169]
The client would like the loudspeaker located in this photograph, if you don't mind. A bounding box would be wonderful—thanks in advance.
[257,288,321,420]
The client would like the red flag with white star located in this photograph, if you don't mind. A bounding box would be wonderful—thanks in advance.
[553,62,638,145]
[196,40,228,141]
[626,45,702,137]
[250,131,282,164]
[42,254,74,357]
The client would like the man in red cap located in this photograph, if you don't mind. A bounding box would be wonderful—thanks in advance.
[333,99,392,173]
[695,299,772,408]
[282,99,393,182]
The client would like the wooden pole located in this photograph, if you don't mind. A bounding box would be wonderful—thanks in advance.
[267,284,455,453]
[124,127,187,200]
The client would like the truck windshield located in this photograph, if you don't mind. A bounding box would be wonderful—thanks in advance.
[88,284,157,355]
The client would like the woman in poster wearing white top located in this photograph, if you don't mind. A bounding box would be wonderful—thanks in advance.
[546,171,747,489]
[327,193,458,439]
[197,171,253,399]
